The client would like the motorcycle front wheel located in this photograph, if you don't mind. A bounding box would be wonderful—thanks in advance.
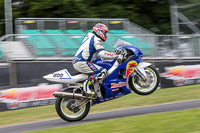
[129,65,160,95]
[55,97,90,122]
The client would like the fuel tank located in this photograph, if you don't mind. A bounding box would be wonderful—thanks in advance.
[93,58,116,70]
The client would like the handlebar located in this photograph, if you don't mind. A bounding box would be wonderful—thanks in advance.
[115,49,127,63]
[115,48,136,63]
[115,48,124,55]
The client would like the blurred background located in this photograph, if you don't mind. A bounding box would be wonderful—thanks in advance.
[0,0,171,36]
[1,0,200,111]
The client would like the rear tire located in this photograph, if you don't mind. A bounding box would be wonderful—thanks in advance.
[129,65,160,95]
[55,88,90,122]
[55,98,90,122]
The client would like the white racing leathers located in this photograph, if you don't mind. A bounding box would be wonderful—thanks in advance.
[73,32,117,80]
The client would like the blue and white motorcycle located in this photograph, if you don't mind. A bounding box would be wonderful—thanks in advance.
[43,39,160,122]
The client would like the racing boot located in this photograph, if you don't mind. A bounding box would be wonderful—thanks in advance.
[89,69,108,98]
[82,79,95,96]
[91,69,107,83]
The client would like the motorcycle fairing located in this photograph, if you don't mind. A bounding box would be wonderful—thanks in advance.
[92,58,140,105]
[43,69,88,84]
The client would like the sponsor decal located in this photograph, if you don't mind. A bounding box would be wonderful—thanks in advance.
[111,82,128,88]
[126,61,138,78]
[73,56,81,61]
[53,73,63,78]
[161,65,200,86]
[97,94,124,103]
[52,69,71,79]
[0,84,62,110]
[111,88,120,92]
[104,52,114,56]
[102,59,114,62]
[87,62,97,71]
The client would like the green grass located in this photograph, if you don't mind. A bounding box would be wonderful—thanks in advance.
[91,84,200,112]
[27,108,200,133]
[1,84,200,127]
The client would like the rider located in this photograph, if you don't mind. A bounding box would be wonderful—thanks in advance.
[73,23,123,95]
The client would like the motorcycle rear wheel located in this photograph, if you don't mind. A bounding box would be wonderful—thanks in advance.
[55,89,90,122]
[129,65,160,95]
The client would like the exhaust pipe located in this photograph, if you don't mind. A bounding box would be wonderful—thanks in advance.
[53,91,89,99]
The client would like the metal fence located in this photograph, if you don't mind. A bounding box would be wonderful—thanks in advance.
[15,18,128,31]
[15,18,154,35]
[1,34,200,62]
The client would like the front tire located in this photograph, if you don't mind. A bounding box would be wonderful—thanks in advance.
[129,65,160,95]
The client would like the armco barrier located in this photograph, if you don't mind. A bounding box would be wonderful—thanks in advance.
[15,61,74,85]
[0,66,9,86]
[2,60,200,89]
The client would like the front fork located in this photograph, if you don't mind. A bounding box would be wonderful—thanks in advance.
[135,68,146,80]
[133,62,151,80]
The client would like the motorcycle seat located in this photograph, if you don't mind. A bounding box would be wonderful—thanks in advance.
[70,68,82,76]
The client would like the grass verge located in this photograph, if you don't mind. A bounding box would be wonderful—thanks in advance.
[26,108,200,133]
[1,84,200,127]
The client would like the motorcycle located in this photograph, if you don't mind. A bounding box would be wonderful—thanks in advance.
[43,39,160,122]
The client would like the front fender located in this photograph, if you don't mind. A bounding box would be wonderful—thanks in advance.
[137,62,151,69]
[136,62,152,79]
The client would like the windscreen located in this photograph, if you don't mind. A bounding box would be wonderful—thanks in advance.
[114,39,133,48]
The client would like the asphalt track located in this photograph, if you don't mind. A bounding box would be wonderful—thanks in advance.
[1,99,200,133]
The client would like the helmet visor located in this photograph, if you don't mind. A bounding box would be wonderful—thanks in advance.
[105,32,108,38]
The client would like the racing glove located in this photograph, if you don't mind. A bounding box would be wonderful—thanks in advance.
[116,54,124,62]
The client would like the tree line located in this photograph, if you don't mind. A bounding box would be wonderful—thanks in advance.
[1,0,172,36]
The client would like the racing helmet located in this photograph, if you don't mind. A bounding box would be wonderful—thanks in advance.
[92,23,108,42]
